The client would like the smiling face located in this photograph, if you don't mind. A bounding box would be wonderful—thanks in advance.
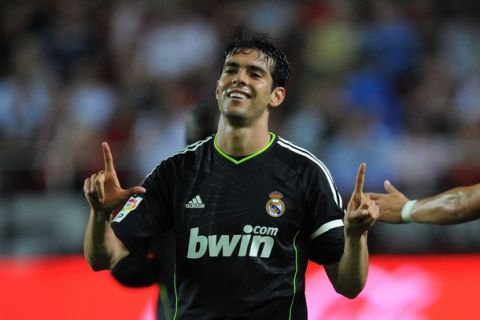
[215,49,285,128]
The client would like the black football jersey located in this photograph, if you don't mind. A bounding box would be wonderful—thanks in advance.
[112,133,345,319]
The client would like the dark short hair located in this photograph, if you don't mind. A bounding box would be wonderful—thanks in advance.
[223,32,291,89]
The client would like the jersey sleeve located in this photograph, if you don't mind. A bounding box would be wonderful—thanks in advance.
[303,163,345,265]
[111,161,174,255]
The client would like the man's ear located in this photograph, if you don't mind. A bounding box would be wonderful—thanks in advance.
[215,80,220,100]
[269,87,286,108]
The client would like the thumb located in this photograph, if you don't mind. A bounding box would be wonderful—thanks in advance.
[125,186,147,196]
[384,180,399,194]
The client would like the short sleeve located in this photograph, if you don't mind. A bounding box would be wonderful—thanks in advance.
[111,161,173,254]
[303,163,345,265]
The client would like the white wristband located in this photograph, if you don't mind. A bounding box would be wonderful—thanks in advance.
[401,200,417,223]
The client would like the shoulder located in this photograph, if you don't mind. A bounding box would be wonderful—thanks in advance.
[144,135,213,181]
[274,136,331,174]
[273,136,338,190]
[274,136,342,205]
[171,135,213,161]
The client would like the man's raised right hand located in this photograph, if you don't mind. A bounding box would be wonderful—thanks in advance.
[83,142,146,215]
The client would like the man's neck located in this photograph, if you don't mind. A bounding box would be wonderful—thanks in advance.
[216,117,271,157]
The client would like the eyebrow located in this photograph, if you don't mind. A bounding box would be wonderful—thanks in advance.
[223,61,268,75]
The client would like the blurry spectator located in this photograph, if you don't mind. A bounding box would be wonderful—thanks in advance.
[322,110,399,199]
[244,0,299,41]
[0,37,52,192]
[131,83,190,177]
[282,77,344,152]
[406,57,456,135]
[362,0,420,79]
[0,37,51,139]
[186,103,219,145]
[454,71,480,127]
[44,1,101,82]
[438,19,480,80]
[345,63,404,136]
[109,1,146,55]
[392,133,453,197]
[43,59,118,190]
[301,1,362,76]
[133,12,219,81]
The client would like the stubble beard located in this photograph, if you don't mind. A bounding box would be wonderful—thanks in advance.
[222,110,253,128]
[221,99,268,129]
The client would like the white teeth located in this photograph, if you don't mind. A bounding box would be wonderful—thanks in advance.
[229,92,247,99]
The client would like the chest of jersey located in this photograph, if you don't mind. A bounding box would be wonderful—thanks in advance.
[173,154,305,260]
[164,143,314,307]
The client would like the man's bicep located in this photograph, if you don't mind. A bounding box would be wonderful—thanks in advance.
[307,219,344,265]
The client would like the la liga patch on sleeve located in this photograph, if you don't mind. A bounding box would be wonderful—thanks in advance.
[113,196,143,223]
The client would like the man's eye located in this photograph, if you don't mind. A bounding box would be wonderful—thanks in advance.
[251,72,262,78]
[224,69,235,74]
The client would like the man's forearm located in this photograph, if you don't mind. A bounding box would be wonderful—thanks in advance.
[83,209,126,271]
[332,234,369,299]
[411,184,480,224]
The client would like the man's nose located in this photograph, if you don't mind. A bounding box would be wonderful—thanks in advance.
[232,70,247,85]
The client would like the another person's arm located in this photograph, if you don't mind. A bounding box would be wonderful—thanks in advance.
[369,181,480,225]
[83,142,146,270]
[324,163,378,299]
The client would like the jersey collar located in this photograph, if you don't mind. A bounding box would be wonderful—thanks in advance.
[214,132,276,165]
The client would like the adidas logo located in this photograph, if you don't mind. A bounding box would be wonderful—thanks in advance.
[185,195,205,209]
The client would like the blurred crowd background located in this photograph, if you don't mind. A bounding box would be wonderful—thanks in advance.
[1,0,480,256]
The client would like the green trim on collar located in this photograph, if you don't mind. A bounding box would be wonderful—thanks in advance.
[214,132,276,165]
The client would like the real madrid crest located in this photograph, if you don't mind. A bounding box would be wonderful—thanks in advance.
[266,191,286,217]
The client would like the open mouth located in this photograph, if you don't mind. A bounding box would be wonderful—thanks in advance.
[227,90,251,100]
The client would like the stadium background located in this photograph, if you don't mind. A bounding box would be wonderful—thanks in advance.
[1,0,480,319]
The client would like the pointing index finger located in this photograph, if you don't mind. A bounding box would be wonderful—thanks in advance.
[352,162,366,202]
[102,142,115,173]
